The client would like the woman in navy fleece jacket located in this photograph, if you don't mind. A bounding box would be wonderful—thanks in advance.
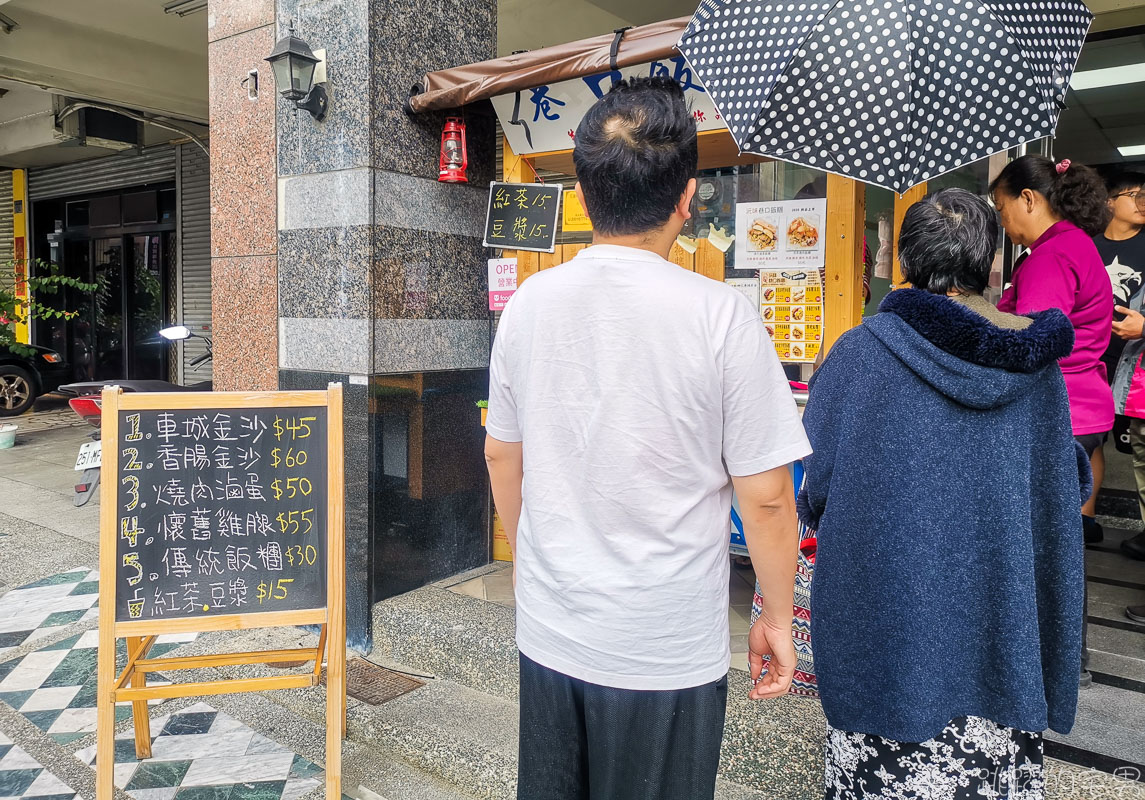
[799,189,1088,800]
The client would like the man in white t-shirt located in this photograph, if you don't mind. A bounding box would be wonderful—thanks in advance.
[485,76,811,800]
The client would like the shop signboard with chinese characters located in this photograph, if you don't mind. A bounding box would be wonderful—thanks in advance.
[95,386,345,800]
[488,257,518,310]
[484,182,563,253]
[490,57,723,156]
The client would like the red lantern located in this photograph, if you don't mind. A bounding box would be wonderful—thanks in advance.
[438,117,468,183]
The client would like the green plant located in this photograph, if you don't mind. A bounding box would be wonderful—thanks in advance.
[476,399,489,409]
[1,258,99,357]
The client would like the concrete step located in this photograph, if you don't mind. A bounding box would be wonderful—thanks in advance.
[342,670,772,800]
[368,580,825,798]
[172,625,778,800]
[370,580,1145,800]
[153,626,482,800]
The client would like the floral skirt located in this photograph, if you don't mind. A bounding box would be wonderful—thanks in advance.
[825,715,1044,800]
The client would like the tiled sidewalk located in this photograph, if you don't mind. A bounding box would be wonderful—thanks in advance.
[0,569,327,800]
[0,570,99,659]
[7,405,86,436]
[75,703,323,800]
[0,632,190,746]
[0,731,80,800]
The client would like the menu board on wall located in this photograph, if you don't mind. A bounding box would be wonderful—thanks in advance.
[113,406,329,622]
[735,199,827,272]
[483,182,563,253]
[760,272,824,364]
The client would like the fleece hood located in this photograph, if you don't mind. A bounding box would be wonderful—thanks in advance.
[863,289,1075,411]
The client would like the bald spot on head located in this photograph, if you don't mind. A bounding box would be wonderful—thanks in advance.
[601,113,642,147]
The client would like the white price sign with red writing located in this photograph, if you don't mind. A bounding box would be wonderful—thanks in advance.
[488,258,518,311]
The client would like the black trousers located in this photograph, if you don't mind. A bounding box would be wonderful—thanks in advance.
[517,652,728,800]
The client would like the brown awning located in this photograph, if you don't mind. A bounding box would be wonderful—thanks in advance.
[406,17,690,114]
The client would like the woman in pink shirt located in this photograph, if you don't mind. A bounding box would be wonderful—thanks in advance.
[992,154,1112,686]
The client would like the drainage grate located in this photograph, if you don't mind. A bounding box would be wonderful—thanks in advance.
[326,658,426,706]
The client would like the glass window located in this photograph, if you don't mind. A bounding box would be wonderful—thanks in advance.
[66,201,89,228]
[89,195,120,227]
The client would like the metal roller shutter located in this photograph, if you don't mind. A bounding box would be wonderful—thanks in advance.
[177,144,212,385]
[0,170,13,268]
[28,146,177,200]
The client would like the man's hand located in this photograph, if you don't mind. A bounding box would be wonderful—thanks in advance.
[1114,306,1145,341]
[747,618,796,699]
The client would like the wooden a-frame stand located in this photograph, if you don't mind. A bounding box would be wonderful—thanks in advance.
[95,385,346,800]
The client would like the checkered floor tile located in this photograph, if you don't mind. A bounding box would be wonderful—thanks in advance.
[0,730,80,800]
[75,703,323,800]
[0,570,99,659]
[1,572,323,800]
[0,631,197,746]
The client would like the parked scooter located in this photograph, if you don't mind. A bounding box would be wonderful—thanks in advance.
[58,326,212,507]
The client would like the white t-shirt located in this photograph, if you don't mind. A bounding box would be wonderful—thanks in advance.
[486,244,811,690]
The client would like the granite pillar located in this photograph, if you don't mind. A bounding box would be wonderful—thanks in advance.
[273,0,497,650]
[208,0,279,391]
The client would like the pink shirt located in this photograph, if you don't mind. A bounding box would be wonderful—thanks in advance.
[998,220,1114,435]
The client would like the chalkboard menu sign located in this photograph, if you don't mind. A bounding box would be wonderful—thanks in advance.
[483,181,563,253]
[114,406,328,622]
[95,386,346,800]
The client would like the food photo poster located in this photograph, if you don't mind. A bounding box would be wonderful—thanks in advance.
[760,272,823,363]
[734,199,827,271]
[735,199,827,364]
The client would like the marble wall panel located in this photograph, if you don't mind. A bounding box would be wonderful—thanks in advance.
[209,26,278,259]
[371,227,487,321]
[278,226,372,319]
[208,0,274,43]
[278,318,371,374]
[373,171,487,238]
[370,0,497,181]
[212,256,279,390]
[278,369,374,651]
[278,168,371,230]
[276,0,371,176]
[372,320,490,374]
[370,369,489,601]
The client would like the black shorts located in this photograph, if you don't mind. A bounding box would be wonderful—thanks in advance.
[1075,431,1110,458]
[517,652,728,800]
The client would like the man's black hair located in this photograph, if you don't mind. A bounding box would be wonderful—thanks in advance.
[1106,171,1145,196]
[572,76,698,236]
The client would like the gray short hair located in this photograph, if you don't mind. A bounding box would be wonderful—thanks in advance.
[898,188,999,295]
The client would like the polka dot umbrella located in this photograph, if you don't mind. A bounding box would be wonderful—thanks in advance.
[677,0,1093,194]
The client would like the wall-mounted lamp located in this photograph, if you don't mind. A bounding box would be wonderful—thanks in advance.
[265,25,328,121]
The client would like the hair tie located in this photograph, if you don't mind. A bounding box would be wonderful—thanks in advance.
[1055,159,1071,175]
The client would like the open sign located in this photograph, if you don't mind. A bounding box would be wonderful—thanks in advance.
[488,258,518,311]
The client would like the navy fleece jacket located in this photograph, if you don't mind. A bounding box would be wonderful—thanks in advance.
[799,289,1087,742]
